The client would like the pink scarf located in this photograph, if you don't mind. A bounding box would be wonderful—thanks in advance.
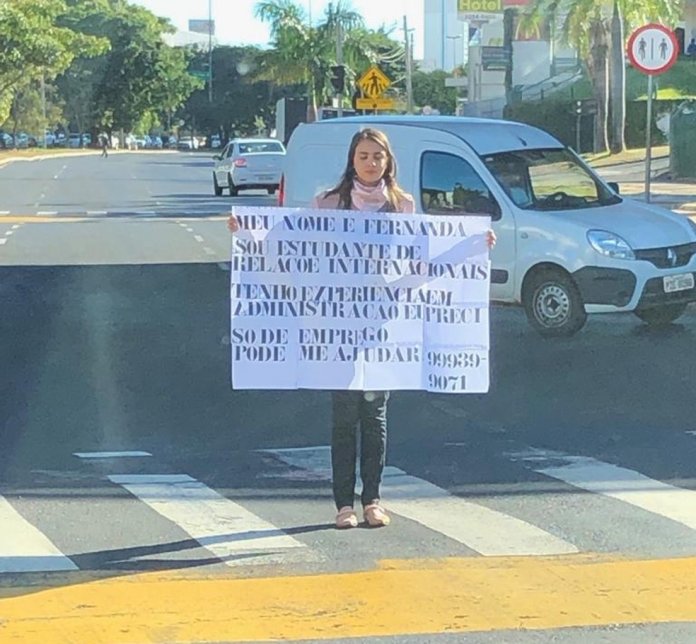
[351,179,389,211]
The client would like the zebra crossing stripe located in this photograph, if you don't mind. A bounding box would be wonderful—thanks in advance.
[509,448,696,531]
[260,446,578,556]
[0,494,77,573]
[108,474,305,566]
[73,451,152,459]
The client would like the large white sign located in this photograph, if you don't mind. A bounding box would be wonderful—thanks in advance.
[230,207,491,393]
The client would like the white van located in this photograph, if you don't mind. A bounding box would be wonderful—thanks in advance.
[280,115,696,337]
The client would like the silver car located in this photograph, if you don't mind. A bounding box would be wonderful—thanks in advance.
[213,138,285,196]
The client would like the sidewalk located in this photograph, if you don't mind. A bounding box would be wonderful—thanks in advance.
[585,147,696,215]
[612,180,696,214]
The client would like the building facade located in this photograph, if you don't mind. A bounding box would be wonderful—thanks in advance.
[423,0,468,72]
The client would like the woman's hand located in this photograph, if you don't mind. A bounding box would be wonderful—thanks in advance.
[486,229,497,250]
[227,215,240,233]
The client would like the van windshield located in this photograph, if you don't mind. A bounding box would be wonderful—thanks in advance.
[482,148,621,211]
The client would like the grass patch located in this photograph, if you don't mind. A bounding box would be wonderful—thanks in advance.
[0,148,99,158]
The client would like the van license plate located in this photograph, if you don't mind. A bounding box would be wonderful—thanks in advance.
[663,273,695,293]
[258,174,273,181]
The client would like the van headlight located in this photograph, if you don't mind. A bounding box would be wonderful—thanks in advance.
[587,230,635,260]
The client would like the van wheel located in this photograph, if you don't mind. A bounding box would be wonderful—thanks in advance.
[228,173,238,197]
[523,268,587,337]
[213,173,222,196]
[267,187,276,195]
[634,303,687,327]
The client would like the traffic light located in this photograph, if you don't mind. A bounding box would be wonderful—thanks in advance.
[330,65,346,94]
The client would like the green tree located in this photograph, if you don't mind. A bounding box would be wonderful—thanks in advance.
[254,0,399,117]
[57,0,201,134]
[182,46,285,139]
[411,70,459,115]
[522,0,680,152]
[0,0,106,122]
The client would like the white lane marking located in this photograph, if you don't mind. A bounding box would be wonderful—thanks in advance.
[11,225,20,230]
[194,235,204,243]
[0,238,7,245]
[261,446,577,556]
[185,227,194,232]
[203,247,216,255]
[5,231,13,236]
[108,474,305,565]
[87,210,107,215]
[36,211,57,216]
[0,494,77,573]
[0,211,10,215]
[74,451,152,459]
[509,448,696,531]
[686,431,696,437]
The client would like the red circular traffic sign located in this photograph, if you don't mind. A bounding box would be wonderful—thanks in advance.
[627,23,679,75]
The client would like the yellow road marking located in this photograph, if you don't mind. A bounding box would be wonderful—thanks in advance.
[0,216,86,223]
[1,554,696,642]
[0,216,228,223]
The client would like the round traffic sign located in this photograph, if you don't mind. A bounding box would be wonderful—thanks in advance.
[627,23,678,75]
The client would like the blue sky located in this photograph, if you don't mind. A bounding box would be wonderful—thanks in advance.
[133,0,425,58]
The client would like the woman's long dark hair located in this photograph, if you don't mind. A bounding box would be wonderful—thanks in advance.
[326,128,408,210]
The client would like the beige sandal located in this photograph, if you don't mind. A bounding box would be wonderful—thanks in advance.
[363,503,390,527]
[335,506,358,529]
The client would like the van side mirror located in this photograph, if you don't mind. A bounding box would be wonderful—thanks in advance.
[607,181,620,194]
[467,195,502,221]
[212,154,221,161]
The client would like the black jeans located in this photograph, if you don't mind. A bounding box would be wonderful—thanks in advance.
[331,390,389,510]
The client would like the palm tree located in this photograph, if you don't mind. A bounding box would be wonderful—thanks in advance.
[254,0,396,118]
[523,0,680,152]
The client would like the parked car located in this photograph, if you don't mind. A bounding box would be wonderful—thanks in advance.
[177,136,199,150]
[281,115,696,337]
[212,138,286,196]
[67,133,91,148]
[145,135,163,149]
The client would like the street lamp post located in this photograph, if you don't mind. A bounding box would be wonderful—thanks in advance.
[208,0,213,103]
[446,34,462,71]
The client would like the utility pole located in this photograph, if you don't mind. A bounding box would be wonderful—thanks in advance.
[40,74,47,148]
[207,0,213,103]
[404,15,414,114]
[336,21,344,117]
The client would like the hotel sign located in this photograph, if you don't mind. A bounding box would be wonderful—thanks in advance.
[457,0,502,12]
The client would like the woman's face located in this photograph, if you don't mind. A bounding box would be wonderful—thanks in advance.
[352,139,388,185]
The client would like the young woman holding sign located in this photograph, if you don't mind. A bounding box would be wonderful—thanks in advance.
[229,127,495,530]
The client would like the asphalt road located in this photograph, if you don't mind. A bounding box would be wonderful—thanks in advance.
[1,152,695,644]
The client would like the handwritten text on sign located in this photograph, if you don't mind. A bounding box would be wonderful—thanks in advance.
[230,206,491,393]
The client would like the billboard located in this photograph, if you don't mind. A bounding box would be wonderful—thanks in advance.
[188,19,215,35]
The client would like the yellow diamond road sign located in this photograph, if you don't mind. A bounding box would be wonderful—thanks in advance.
[358,65,391,99]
